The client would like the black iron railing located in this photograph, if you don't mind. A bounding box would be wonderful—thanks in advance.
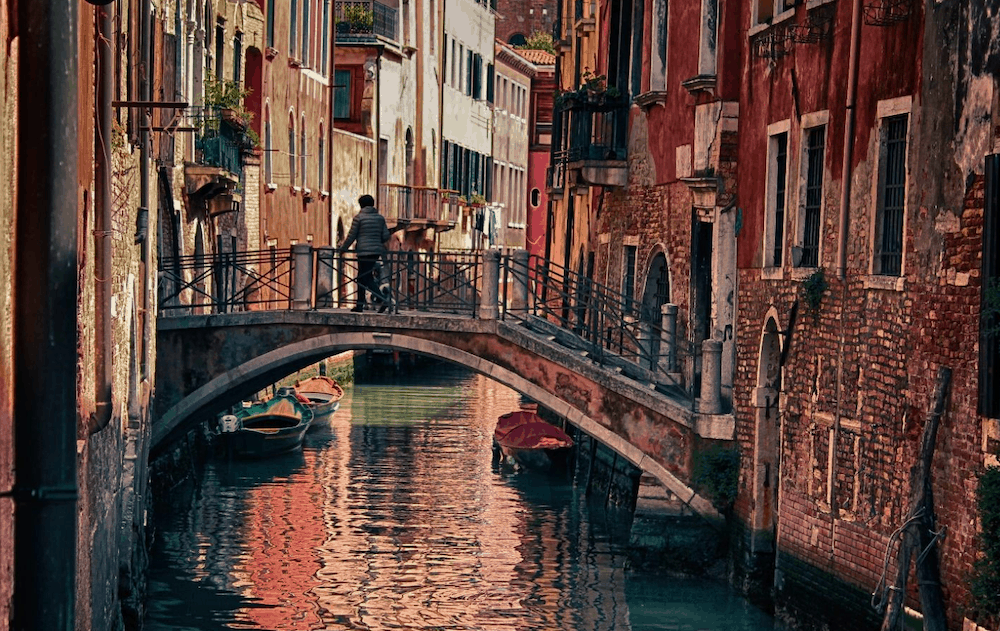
[158,246,698,406]
[193,108,247,179]
[158,248,295,314]
[559,95,629,163]
[335,0,397,41]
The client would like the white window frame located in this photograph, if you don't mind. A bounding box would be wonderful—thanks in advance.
[868,96,912,282]
[762,119,791,276]
[795,110,829,269]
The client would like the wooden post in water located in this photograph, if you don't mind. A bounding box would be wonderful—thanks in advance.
[880,366,951,631]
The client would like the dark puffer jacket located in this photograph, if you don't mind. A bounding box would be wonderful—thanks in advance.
[341,206,390,256]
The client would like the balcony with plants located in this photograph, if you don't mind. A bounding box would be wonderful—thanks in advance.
[186,78,259,214]
[335,1,398,43]
[553,71,628,187]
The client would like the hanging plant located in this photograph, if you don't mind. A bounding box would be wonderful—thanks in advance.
[801,268,828,314]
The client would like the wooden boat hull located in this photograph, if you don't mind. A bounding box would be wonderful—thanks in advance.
[493,410,574,473]
[295,376,344,420]
[219,393,313,458]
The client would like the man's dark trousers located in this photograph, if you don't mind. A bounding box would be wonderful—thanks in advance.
[357,254,384,308]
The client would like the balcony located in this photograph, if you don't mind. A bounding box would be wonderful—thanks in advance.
[558,93,628,187]
[379,184,460,233]
[335,1,398,43]
[186,108,250,214]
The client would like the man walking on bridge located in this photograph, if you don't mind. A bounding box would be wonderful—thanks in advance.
[340,194,391,313]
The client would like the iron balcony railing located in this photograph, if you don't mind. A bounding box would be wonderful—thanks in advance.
[559,94,629,163]
[378,184,462,226]
[193,108,247,180]
[335,0,398,42]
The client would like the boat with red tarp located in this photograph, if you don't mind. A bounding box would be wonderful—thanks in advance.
[493,405,574,471]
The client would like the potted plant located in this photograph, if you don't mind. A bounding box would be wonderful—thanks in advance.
[343,3,374,33]
[203,76,253,128]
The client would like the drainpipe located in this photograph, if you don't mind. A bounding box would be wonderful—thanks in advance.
[327,0,336,243]
[375,46,383,205]
[836,0,862,279]
[13,1,79,630]
[139,0,153,380]
[831,0,863,517]
[93,2,114,433]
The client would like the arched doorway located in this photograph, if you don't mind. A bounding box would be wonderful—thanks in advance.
[752,315,783,567]
[640,251,670,367]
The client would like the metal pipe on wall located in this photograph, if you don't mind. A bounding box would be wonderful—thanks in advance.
[93,1,114,433]
[836,0,862,279]
[13,1,79,629]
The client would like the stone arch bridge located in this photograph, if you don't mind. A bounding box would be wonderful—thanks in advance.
[154,247,735,524]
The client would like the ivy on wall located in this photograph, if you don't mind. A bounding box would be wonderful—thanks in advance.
[971,465,1000,626]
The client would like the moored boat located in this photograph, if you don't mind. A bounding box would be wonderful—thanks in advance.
[294,375,344,418]
[218,387,314,458]
[493,407,574,472]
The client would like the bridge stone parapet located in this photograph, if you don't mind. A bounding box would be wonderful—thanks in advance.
[155,310,734,525]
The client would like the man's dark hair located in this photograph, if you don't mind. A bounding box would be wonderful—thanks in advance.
[358,194,375,208]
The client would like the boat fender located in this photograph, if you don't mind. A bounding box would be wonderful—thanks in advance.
[219,414,241,433]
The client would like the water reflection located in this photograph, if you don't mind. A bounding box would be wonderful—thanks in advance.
[146,364,774,631]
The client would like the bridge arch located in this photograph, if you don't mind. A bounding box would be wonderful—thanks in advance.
[154,330,718,523]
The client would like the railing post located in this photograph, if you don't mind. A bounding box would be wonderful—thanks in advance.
[292,244,313,310]
[511,249,530,317]
[479,249,500,320]
[639,319,655,370]
[699,338,723,414]
[315,246,335,308]
[659,303,678,373]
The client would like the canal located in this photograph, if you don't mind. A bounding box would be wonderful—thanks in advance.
[145,362,775,631]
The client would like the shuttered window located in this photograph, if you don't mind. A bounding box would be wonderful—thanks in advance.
[981,154,1000,417]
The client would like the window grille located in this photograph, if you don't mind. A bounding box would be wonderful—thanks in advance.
[876,115,907,276]
[801,126,825,267]
[772,133,788,267]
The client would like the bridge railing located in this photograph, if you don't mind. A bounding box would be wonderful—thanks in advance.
[314,248,482,315]
[498,251,698,404]
[157,245,723,412]
[158,247,296,314]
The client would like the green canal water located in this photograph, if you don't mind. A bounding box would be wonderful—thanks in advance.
[144,363,775,631]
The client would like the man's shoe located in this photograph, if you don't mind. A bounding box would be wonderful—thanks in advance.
[351,305,364,313]
[377,303,388,313]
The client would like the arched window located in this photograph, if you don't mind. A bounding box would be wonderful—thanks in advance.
[300,113,308,188]
[508,33,526,47]
[302,0,310,67]
[264,103,272,183]
[289,111,296,186]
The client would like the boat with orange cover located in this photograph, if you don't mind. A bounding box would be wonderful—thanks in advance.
[294,375,345,418]
[493,406,574,471]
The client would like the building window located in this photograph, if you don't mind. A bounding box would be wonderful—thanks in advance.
[764,123,789,269]
[290,0,298,58]
[300,114,308,187]
[799,123,826,268]
[289,112,296,186]
[215,23,225,79]
[318,123,325,191]
[753,0,792,24]
[334,69,351,118]
[264,106,272,183]
[267,0,275,48]
[302,0,310,66]
[981,153,1000,418]
[233,31,243,82]
[874,114,908,276]
[623,244,637,309]
[321,0,330,74]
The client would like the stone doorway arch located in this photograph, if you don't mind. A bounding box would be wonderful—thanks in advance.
[752,313,783,559]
